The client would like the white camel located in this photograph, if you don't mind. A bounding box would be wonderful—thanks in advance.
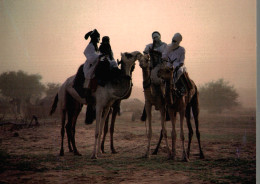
[50,51,142,159]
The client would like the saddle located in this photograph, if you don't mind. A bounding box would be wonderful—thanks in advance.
[174,72,193,98]
[73,64,86,98]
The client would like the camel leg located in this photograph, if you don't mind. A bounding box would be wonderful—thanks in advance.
[160,108,171,159]
[192,103,205,159]
[144,103,152,158]
[152,129,163,155]
[97,107,111,157]
[180,111,189,162]
[66,98,75,153]
[60,110,66,156]
[91,106,102,159]
[169,110,177,160]
[65,123,73,152]
[101,112,110,153]
[110,107,118,154]
[185,104,193,159]
[70,107,82,156]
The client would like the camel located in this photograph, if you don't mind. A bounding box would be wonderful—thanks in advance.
[157,63,205,161]
[50,75,83,156]
[50,62,135,156]
[50,51,142,159]
[138,54,171,159]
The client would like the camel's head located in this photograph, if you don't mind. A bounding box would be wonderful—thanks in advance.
[120,51,142,76]
[138,54,150,69]
[157,63,174,81]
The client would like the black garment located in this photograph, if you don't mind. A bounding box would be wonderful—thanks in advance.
[99,43,113,60]
[95,58,111,86]
[73,64,86,98]
[85,105,96,125]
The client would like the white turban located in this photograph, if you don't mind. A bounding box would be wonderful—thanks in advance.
[169,33,182,50]
[172,33,182,43]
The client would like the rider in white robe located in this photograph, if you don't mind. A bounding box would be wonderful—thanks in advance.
[162,33,186,84]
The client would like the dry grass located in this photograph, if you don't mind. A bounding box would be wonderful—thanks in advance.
[0,107,256,183]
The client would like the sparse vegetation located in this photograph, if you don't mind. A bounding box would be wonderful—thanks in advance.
[199,79,239,113]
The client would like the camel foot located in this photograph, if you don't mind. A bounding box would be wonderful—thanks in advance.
[152,149,158,155]
[69,147,73,152]
[182,154,190,162]
[74,151,82,156]
[60,149,64,156]
[168,154,175,160]
[101,144,105,153]
[200,152,205,159]
[91,154,98,159]
[97,152,102,157]
[182,157,190,162]
[111,149,118,154]
[143,153,150,159]
[168,152,175,160]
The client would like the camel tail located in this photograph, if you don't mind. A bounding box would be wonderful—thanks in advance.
[50,93,58,116]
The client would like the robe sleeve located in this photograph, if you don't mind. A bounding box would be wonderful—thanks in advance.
[84,43,99,64]
[179,48,185,65]
[143,44,152,54]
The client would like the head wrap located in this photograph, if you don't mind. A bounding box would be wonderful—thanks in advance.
[99,36,113,60]
[172,33,182,43]
[101,36,110,44]
[84,29,100,40]
[152,31,161,40]
[169,33,182,50]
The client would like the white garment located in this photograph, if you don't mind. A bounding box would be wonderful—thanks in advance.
[162,46,186,83]
[173,66,186,83]
[162,46,185,68]
[83,43,100,87]
[109,59,118,69]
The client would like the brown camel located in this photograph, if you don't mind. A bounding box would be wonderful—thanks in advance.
[138,54,171,159]
[50,51,142,159]
[157,63,205,161]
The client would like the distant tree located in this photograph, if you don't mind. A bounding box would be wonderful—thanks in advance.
[0,71,45,113]
[199,79,239,113]
[45,83,60,98]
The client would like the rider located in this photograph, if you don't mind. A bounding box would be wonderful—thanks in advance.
[141,31,168,121]
[162,32,192,96]
[95,36,120,86]
[97,36,119,85]
[143,31,167,68]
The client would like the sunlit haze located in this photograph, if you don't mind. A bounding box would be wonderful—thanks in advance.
[0,0,256,106]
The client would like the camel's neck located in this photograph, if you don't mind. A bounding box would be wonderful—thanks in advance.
[142,67,150,81]
[165,79,173,104]
[113,76,132,99]
[142,67,151,89]
[111,65,134,99]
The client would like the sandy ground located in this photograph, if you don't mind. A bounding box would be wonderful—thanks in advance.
[0,108,256,183]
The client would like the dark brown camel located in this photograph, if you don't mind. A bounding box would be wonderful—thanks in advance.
[157,64,204,161]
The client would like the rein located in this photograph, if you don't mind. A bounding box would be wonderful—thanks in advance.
[116,77,132,99]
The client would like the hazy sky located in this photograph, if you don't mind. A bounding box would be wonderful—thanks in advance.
[0,0,256,90]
